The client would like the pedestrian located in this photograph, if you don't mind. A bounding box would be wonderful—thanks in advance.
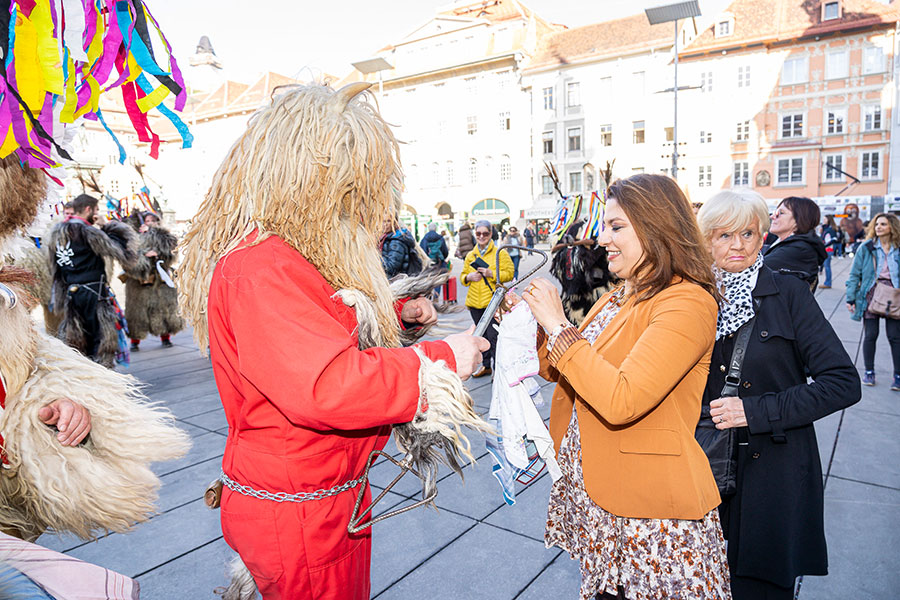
[47,194,136,367]
[523,224,535,254]
[519,174,730,600]
[845,212,900,389]
[123,211,184,350]
[841,204,865,255]
[834,221,846,257]
[460,219,514,378]
[178,83,490,600]
[456,220,475,259]
[380,219,423,278]
[419,222,448,269]
[501,226,523,279]
[819,215,839,289]
[696,189,860,599]
[762,196,827,290]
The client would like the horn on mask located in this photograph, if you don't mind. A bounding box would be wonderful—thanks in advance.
[0,282,17,310]
[328,82,373,115]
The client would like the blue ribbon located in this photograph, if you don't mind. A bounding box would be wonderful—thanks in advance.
[96,109,126,164]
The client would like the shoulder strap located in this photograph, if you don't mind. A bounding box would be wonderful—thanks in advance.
[720,315,755,398]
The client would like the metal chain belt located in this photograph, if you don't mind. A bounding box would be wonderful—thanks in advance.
[219,471,363,504]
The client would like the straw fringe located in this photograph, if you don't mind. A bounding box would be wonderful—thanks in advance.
[179,85,404,354]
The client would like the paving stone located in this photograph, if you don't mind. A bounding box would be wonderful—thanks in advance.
[166,392,223,420]
[181,408,229,432]
[150,378,220,405]
[370,497,476,596]
[516,550,581,600]
[828,408,900,489]
[376,522,557,600]
[135,537,233,600]
[156,456,223,513]
[152,429,225,478]
[482,472,552,543]
[800,477,900,599]
[432,450,513,521]
[67,499,222,578]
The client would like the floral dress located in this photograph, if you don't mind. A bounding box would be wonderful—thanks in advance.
[545,299,732,600]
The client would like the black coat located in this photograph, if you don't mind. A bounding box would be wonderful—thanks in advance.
[381,229,422,277]
[702,267,860,588]
[762,231,827,286]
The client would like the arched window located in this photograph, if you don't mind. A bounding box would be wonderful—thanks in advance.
[431,162,440,187]
[484,155,494,181]
[468,158,478,184]
[471,198,510,219]
[446,160,455,186]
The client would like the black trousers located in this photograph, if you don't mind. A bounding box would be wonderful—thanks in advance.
[468,306,498,368]
[731,574,795,600]
[863,316,900,373]
[67,283,103,359]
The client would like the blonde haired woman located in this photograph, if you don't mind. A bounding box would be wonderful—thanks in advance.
[697,189,860,599]
[846,212,900,388]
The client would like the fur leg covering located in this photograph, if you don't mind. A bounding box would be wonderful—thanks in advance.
[0,157,45,241]
[215,556,259,600]
[0,309,190,539]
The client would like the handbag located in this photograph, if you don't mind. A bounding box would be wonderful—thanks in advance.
[695,309,756,498]
[868,252,900,319]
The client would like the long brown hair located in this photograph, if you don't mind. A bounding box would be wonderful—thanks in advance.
[866,212,900,249]
[606,174,718,302]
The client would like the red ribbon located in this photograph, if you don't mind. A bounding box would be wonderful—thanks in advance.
[0,369,8,465]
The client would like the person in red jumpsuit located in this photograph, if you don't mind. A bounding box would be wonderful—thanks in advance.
[181,82,489,599]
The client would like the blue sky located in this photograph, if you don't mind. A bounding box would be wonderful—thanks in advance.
[148,0,729,83]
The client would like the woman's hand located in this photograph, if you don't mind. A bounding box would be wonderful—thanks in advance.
[709,397,747,430]
[38,398,92,446]
[477,267,493,280]
[522,278,567,331]
[467,271,483,283]
[846,302,855,313]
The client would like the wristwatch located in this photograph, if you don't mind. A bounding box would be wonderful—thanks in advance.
[546,322,572,352]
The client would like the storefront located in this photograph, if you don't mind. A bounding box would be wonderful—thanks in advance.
[471,198,510,228]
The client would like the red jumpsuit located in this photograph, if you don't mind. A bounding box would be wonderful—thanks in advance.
[207,234,455,599]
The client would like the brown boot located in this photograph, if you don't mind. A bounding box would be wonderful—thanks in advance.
[472,366,492,378]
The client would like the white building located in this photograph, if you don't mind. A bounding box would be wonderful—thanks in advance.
[521,13,687,220]
[344,0,561,234]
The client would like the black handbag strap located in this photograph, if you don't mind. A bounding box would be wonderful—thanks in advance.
[720,314,756,398]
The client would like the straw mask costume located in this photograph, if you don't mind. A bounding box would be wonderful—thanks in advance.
[179,83,489,600]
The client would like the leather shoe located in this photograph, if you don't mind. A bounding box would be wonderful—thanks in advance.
[472,366,492,378]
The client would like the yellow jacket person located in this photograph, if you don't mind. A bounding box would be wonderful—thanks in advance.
[459,220,514,377]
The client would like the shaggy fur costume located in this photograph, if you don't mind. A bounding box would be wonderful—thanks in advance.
[10,240,61,335]
[550,239,615,326]
[124,226,184,340]
[181,84,489,599]
[46,220,137,367]
[0,157,45,239]
[0,269,190,541]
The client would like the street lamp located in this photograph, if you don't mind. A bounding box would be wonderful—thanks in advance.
[350,57,394,95]
[645,0,701,181]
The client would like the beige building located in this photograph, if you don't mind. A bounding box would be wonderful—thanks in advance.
[343,0,562,234]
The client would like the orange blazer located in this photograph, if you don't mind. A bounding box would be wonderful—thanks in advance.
[539,279,721,520]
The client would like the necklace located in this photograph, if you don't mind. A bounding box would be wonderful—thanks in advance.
[609,286,627,307]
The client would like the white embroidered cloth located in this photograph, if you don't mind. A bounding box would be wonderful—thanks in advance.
[490,302,562,482]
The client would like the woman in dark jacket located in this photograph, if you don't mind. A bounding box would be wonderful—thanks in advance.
[380,223,422,277]
[763,196,827,290]
[697,190,861,599]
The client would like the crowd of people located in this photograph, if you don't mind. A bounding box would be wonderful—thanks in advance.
[4,81,891,600]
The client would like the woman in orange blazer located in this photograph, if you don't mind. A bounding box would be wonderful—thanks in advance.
[520,174,730,600]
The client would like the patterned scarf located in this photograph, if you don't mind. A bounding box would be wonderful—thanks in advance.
[714,254,763,340]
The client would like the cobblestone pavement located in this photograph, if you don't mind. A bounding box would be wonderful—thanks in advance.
[37,251,899,599]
